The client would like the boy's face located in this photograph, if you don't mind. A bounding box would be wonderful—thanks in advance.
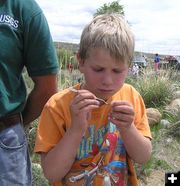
[78,48,129,100]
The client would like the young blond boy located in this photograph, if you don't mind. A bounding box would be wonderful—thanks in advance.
[35,14,152,186]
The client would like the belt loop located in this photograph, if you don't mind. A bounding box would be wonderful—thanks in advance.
[20,112,24,124]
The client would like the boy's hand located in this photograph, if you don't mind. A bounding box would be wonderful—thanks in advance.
[70,90,99,132]
[109,101,135,131]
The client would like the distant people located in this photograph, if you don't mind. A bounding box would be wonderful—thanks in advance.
[143,55,148,65]
[142,55,146,61]
[67,63,73,73]
[132,63,139,76]
[154,53,160,71]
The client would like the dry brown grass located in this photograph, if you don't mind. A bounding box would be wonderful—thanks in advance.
[138,125,180,185]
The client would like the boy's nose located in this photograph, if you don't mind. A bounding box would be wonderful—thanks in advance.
[101,74,113,85]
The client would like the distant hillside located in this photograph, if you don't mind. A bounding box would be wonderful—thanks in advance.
[54,42,79,53]
[54,42,166,59]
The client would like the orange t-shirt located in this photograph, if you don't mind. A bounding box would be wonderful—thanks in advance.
[34,83,152,186]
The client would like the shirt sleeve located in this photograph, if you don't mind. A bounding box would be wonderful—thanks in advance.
[23,12,59,76]
[34,92,72,153]
[134,93,152,139]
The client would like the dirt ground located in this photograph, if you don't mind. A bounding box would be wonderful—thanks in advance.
[139,170,164,186]
[139,132,180,186]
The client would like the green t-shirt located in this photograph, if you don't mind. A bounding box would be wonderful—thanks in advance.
[0,0,59,117]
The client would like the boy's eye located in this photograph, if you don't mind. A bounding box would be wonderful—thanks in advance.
[113,69,121,73]
[93,68,103,72]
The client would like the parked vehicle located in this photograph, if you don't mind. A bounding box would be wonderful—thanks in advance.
[132,55,147,68]
[165,55,180,70]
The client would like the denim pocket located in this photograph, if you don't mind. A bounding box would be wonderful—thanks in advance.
[0,123,26,149]
[0,123,32,185]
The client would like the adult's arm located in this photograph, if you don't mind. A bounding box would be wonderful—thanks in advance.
[22,74,58,125]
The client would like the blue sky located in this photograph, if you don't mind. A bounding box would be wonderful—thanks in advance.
[36,0,180,55]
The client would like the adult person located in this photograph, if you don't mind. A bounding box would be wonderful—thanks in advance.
[0,0,59,185]
[35,14,152,186]
[154,53,160,71]
[132,63,139,77]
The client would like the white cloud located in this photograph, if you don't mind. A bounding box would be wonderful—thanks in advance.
[122,0,180,55]
[36,0,180,55]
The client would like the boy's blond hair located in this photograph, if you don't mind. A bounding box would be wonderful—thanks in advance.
[79,14,135,65]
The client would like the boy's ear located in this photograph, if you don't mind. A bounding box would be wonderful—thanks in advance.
[76,52,84,73]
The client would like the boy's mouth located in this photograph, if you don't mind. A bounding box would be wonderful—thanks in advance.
[98,89,114,93]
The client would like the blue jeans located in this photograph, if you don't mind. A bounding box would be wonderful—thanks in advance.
[0,123,32,186]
